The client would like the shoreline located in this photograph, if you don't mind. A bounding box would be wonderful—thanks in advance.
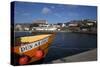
[14,31,97,35]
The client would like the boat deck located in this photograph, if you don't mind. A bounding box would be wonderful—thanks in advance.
[20,34,51,43]
[20,34,50,42]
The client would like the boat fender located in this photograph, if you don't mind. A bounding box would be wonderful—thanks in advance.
[19,55,29,65]
[34,50,44,59]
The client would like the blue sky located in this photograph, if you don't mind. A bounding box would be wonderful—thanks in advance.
[14,1,97,24]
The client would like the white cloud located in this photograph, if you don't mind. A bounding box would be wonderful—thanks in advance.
[42,7,51,14]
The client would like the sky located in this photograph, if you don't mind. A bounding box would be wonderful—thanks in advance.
[14,1,97,24]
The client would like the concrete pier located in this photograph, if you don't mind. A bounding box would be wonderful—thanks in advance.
[51,49,97,63]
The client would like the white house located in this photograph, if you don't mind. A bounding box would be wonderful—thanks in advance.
[68,23,78,27]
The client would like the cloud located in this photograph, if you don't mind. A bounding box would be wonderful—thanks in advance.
[42,7,51,14]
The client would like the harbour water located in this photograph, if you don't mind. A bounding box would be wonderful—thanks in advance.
[43,32,97,63]
[15,32,97,63]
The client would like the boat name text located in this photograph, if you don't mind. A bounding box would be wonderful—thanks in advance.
[19,37,48,53]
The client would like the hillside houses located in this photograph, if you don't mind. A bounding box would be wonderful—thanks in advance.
[14,19,97,33]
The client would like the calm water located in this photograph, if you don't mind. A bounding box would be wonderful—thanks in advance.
[15,32,97,63]
[43,32,97,63]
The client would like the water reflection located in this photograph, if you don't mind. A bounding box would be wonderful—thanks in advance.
[43,32,97,63]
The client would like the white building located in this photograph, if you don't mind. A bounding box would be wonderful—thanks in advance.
[68,23,78,27]
[35,27,57,31]
[15,24,23,31]
[86,23,94,26]
[62,23,66,27]
[32,24,58,31]
[24,27,30,31]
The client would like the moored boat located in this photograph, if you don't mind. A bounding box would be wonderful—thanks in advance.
[11,32,55,65]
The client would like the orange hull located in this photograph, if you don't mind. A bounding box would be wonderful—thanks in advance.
[11,33,55,65]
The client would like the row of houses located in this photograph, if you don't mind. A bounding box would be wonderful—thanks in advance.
[14,19,97,32]
[15,19,64,31]
[68,19,97,32]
